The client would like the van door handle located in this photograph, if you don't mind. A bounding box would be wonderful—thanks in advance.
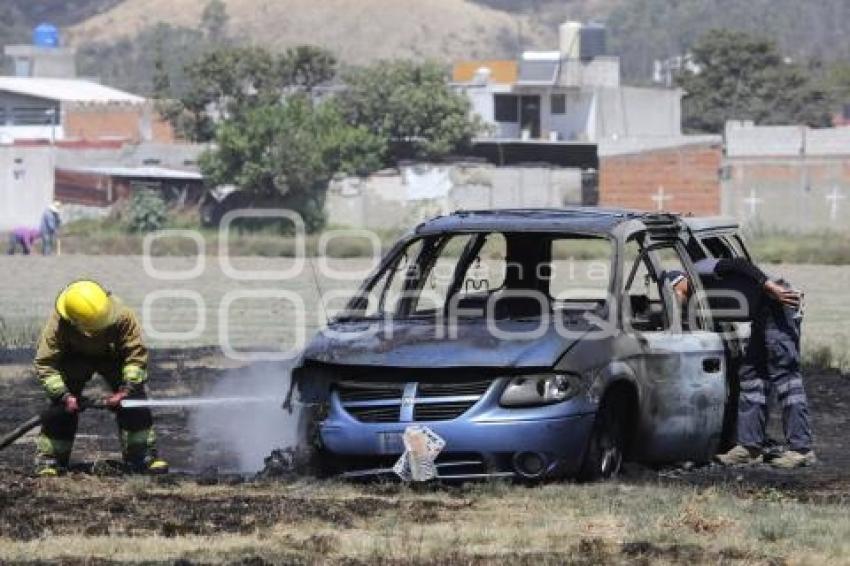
[702,357,722,373]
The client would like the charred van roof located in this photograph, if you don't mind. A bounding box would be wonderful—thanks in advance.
[414,207,678,236]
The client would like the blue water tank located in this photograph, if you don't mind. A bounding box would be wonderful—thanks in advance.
[33,23,60,48]
[580,23,607,61]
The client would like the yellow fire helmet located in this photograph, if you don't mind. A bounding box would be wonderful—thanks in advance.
[55,280,114,333]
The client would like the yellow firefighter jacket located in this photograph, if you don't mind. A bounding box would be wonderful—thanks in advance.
[34,302,148,400]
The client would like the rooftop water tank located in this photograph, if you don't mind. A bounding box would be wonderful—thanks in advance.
[580,23,606,61]
[559,21,582,60]
[33,23,60,48]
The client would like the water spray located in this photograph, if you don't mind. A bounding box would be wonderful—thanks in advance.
[120,396,279,409]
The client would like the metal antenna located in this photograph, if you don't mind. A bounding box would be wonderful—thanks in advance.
[307,256,330,326]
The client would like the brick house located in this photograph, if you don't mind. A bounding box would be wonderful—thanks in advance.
[0,77,174,144]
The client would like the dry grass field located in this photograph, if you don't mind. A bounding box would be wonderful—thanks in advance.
[1,255,849,564]
[1,472,849,564]
[1,256,847,368]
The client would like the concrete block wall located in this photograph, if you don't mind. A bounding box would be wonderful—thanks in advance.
[599,142,721,215]
[723,158,850,232]
[326,163,584,230]
[0,146,54,231]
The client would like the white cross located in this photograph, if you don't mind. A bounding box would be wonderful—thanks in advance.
[743,188,762,218]
[826,187,846,221]
[651,186,672,211]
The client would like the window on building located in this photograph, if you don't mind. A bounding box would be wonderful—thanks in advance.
[12,107,54,126]
[551,93,567,115]
[494,94,519,122]
[0,108,7,125]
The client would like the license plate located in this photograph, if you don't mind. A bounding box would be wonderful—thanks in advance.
[377,432,405,454]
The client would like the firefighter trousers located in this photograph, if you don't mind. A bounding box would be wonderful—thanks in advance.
[36,357,158,468]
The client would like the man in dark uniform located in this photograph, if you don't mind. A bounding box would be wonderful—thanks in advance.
[668,257,814,468]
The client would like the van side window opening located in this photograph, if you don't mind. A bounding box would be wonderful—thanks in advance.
[623,239,666,332]
[548,237,612,306]
[414,234,476,315]
[653,245,693,331]
[724,235,747,258]
[350,232,615,320]
[701,236,735,259]
[622,238,704,332]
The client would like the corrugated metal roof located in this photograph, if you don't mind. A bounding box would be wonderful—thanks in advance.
[59,166,202,180]
[0,77,144,104]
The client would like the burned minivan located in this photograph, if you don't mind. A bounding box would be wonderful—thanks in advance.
[291,208,749,480]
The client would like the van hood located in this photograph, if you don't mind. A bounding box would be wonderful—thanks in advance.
[303,318,593,369]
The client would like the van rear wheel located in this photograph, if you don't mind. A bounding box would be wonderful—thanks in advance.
[578,397,624,481]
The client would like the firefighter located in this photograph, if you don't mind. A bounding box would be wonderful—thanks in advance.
[667,258,814,469]
[33,280,168,476]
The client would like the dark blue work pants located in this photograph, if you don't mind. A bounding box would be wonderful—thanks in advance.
[737,303,813,452]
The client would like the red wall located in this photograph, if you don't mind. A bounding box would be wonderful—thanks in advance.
[599,143,722,215]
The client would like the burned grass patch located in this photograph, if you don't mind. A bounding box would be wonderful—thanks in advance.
[0,469,477,543]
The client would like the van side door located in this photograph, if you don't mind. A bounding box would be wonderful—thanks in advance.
[621,237,727,463]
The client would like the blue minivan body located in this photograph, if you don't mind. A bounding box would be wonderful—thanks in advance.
[291,209,746,480]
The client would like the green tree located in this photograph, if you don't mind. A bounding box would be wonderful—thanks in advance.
[200,0,230,44]
[151,27,171,99]
[166,45,337,141]
[279,46,337,92]
[338,60,482,161]
[677,30,833,133]
[200,97,386,232]
[818,61,850,118]
[170,46,277,141]
[607,0,850,83]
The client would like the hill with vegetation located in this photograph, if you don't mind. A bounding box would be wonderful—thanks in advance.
[3,0,849,101]
[0,0,122,46]
[67,0,552,65]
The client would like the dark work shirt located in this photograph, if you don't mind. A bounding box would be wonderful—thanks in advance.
[694,258,769,322]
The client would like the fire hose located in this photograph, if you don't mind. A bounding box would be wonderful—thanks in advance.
[0,398,108,453]
[0,396,275,453]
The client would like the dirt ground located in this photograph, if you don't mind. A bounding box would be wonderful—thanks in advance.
[0,347,849,564]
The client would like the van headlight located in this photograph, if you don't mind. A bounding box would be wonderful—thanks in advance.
[499,373,582,407]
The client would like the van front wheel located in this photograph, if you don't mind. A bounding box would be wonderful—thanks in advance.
[578,397,624,481]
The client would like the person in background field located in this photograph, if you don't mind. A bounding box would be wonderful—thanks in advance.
[34,280,168,476]
[666,257,814,469]
[7,226,41,255]
[40,201,62,255]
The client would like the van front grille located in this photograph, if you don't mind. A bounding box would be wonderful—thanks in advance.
[334,380,494,423]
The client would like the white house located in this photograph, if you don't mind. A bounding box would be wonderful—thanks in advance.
[453,21,683,144]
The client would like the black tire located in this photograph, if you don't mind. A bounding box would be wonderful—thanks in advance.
[578,397,625,481]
